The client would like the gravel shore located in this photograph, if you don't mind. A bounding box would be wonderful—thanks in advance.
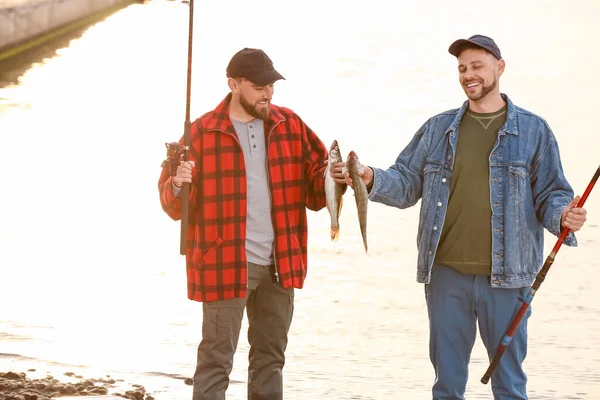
[0,370,157,400]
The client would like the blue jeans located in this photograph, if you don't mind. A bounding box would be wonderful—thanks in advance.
[425,265,531,400]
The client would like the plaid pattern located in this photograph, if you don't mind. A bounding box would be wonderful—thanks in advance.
[159,94,328,302]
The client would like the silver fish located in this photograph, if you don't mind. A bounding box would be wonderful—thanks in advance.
[325,140,344,241]
[345,150,368,253]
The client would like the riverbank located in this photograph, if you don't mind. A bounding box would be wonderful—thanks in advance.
[0,0,144,86]
[0,370,166,400]
[0,0,140,63]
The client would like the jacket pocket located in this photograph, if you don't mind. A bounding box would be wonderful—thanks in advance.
[192,236,224,264]
[508,165,527,226]
[418,162,443,249]
[508,165,533,267]
[421,163,443,219]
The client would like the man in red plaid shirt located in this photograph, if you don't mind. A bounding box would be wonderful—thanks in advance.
[159,48,346,400]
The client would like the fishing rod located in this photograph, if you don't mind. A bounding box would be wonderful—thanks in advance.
[162,0,194,254]
[178,0,194,255]
[481,163,600,384]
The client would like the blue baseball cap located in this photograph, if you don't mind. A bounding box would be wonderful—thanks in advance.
[448,34,502,59]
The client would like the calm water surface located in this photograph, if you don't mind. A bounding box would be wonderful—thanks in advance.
[0,0,599,399]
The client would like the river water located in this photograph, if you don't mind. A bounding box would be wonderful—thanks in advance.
[0,0,599,398]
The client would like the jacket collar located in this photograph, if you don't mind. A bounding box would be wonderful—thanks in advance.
[445,93,518,136]
[205,93,286,134]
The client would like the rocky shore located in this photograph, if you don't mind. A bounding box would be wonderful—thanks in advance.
[0,370,160,400]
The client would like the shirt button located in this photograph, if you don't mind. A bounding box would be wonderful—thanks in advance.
[442,178,447,183]
[251,135,255,138]
[428,250,433,255]
[433,226,438,231]
[437,202,442,207]
[447,155,451,160]
[253,145,257,148]
[249,125,253,128]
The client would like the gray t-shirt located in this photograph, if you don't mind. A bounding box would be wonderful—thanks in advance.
[231,119,275,266]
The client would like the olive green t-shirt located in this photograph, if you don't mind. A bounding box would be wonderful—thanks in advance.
[434,106,507,275]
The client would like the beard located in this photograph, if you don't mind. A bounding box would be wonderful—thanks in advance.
[464,76,497,101]
[239,91,270,121]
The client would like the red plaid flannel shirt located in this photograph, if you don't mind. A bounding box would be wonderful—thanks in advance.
[159,94,328,302]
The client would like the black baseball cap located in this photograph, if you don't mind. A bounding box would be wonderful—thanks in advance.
[448,34,502,60]
[226,48,285,86]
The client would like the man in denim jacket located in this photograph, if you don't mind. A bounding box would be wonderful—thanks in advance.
[345,35,588,399]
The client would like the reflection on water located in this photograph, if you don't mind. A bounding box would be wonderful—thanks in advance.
[0,0,599,399]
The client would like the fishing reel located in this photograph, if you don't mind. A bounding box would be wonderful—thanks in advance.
[161,142,188,177]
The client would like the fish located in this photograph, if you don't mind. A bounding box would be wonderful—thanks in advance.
[325,140,344,241]
[345,150,368,253]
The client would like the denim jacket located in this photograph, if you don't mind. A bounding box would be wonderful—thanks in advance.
[369,94,576,288]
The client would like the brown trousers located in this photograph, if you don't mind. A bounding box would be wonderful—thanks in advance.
[193,262,295,400]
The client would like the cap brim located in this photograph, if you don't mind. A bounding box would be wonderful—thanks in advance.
[248,69,285,86]
[448,39,501,59]
[448,39,476,57]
